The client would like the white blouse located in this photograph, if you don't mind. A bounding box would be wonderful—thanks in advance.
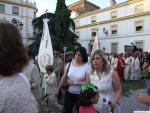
[66,62,90,94]
[90,70,115,111]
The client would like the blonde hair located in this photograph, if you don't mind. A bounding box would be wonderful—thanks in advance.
[90,50,110,74]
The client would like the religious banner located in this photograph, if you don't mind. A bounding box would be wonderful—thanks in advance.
[91,35,99,54]
[38,19,53,73]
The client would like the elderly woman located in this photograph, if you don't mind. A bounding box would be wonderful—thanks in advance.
[57,47,90,113]
[0,22,38,113]
[89,50,122,113]
[23,57,43,113]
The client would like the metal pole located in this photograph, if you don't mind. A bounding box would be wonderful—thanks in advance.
[44,9,48,19]
[97,27,100,49]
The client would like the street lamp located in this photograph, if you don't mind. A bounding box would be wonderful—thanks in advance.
[19,22,23,31]
[63,47,67,63]
[11,18,23,31]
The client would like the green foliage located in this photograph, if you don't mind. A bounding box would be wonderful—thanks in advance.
[28,0,79,56]
[32,13,55,31]
[28,33,41,56]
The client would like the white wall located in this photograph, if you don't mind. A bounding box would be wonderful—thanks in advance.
[75,0,150,53]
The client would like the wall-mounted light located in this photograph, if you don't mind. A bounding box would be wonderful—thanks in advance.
[103,27,108,35]
[11,18,17,24]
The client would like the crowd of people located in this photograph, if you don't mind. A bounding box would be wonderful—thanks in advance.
[104,51,150,81]
[0,22,150,113]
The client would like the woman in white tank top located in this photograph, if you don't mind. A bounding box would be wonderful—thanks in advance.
[57,47,90,113]
[89,50,122,113]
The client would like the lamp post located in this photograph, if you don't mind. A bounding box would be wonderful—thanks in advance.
[63,47,67,63]
[97,28,100,49]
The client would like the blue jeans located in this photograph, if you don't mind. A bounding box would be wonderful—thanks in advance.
[146,79,150,96]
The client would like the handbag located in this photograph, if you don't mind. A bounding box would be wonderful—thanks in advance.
[142,68,150,79]
[62,62,71,90]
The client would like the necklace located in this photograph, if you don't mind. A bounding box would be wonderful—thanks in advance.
[97,71,104,80]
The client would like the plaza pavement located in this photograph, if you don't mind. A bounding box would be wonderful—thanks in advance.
[43,89,149,113]
[120,89,149,113]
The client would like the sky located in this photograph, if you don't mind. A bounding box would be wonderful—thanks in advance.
[35,0,126,17]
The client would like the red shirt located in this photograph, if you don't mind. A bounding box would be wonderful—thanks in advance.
[79,106,96,113]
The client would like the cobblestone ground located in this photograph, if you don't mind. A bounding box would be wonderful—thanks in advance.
[42,89,149,113]
[120,89,149,113]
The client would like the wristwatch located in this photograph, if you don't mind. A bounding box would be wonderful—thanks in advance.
[74,81,77,85]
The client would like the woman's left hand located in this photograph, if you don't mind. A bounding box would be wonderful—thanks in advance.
[109,100,117,109]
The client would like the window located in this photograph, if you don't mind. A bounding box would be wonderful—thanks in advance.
[75,20,80,27]
[111,24,118,36]
[111,11,117,18]
[135,41,143,50]
[135,4,144,13]
[135,20,144,32]
[0,4,5,13]
[12,6,19,15]
[111,43,118,53]
[91,16,96,23]
[91,28,97,39]
[75,31,80,38]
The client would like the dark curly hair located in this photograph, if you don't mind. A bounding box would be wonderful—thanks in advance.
[79,88,98,106]
[0,22,28,76]
[74,47,88,63]
[45,65,53,73]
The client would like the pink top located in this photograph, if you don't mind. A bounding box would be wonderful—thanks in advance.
[79,106,96,113]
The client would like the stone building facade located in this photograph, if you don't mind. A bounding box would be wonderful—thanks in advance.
[0,0,37,46]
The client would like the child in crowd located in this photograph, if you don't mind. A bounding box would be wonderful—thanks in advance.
[79,83,108,113]
[42,65,62,112]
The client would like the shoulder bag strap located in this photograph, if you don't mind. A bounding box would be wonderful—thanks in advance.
[66,62,71,75]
